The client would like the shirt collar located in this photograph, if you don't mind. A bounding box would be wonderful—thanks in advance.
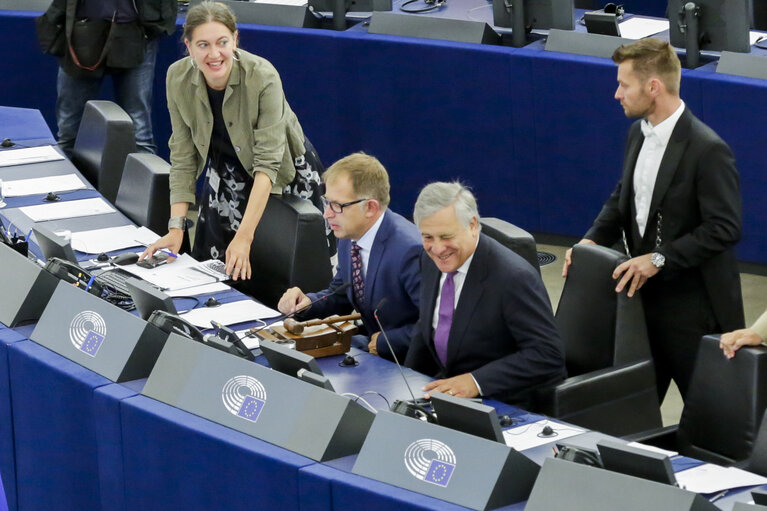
[354,209,386,252]
[642,100,685,145]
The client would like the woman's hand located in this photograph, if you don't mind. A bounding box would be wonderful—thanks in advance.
[139,230,183,261]
[225,232,252,281]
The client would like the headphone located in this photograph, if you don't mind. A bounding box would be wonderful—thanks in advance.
[604,2,625,19]
[400,0,447,14]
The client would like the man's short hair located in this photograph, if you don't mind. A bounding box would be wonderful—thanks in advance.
[413,181,479,229]
[612,38,681,95]
[323,152,390,207]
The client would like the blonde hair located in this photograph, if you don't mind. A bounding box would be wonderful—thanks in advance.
[612,38,681,95]
[323,152,391,207]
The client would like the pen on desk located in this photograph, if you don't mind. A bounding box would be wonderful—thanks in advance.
[709,490,728,503]
[25,228,32,241]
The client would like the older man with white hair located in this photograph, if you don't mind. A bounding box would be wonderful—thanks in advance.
[405,181,566,406]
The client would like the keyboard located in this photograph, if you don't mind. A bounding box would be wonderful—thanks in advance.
[93,267,138,295]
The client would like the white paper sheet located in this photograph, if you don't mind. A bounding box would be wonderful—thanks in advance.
[3,174,87,197]
[182,300,281,328]
[70,225,160,254]
[115,253,215,291]
[618,17,670,40]
[751,30,767,45]
[0,145,65,167]
[675,464,767,494]
[626,441,678,457]
[254,0,306,5]
[503,419,585,451]
[19,197,115,222]
[166,282,230,297]
[235,328,261,350]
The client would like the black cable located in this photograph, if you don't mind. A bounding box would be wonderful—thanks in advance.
[400,0,446,14]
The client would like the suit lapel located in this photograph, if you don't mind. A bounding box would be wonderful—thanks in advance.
[422,259,442,366]
[364,212,391,305]
[621,124,644,219]
[445,236,487,368]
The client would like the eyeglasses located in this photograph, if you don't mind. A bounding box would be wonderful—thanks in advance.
[321,196,369,214]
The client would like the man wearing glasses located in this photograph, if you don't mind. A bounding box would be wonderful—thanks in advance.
[277,152,422,361]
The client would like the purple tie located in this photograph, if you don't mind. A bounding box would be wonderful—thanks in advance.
[351,242,365,307]
[434,271,457,366]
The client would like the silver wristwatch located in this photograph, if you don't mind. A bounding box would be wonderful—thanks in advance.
[651,252,666,269]
[168,216,187,231]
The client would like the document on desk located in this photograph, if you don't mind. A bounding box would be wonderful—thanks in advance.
[183,300,281,328]
[0,145,64,167]
[3,174,87,197]
[675,464,767,494]
[618,18,670,40]
[19,197,115,222]
[166,282,230,297]
[503,419,585,451]
[71,225,159,254]
[117,253,215,291]
[751,30,767,45]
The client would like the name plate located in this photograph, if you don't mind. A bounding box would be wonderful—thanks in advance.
[0,243,58,327]
[142,334,374,461]
[353,411,539,510]
[30,281,167,382]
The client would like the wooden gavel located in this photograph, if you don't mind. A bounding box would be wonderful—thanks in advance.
[283,313,361,335]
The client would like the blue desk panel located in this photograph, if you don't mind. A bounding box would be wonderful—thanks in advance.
[7,341,111,511]
[0,327,28,511]
[119,394,314,511]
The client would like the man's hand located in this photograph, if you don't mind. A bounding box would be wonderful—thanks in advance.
[422,373,479,399]
[277,287,310,315]
[562,239,597,277]
[612,253,659,297]
[720,328,764,359]
[368,332,380,356]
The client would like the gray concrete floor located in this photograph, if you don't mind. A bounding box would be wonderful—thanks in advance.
[537,243,767,427]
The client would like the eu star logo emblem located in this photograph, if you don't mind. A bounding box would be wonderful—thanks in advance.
[80,330,105,357]
[236,395,265,422]
[424,459,455,487]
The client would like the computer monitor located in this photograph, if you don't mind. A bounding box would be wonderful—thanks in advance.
[125,277,177,321]
[492,0,575,47]
[668,0,750,68]
[430,392,505,443]
[32,224,78,263]
[596,439,677,485]
[260,339,325,379]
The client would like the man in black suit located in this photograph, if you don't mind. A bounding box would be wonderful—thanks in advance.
[405,182,566,405]
[563,38,744,401]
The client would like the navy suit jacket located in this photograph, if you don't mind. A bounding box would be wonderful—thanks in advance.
[306,209,422,361]
[405,234,566,404]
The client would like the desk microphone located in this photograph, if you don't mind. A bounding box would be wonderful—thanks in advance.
[373,298,436,423]
[247,282,351,337]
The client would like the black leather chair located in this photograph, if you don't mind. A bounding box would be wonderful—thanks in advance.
[533,244,663,436]
[114,153,171,236]
[631,336,767,465]
[237,194,332,308]
[745,409,767,476]
[479,217,539,272]
[71,100,137,204]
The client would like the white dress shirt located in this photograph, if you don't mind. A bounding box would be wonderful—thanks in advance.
[431,237,482,393]
[353,211,385,278]
[633,100,686,237]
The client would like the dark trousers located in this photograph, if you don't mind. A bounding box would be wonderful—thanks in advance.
[641,270,719,402]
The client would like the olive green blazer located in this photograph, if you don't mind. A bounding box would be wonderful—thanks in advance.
[166,49,305,204]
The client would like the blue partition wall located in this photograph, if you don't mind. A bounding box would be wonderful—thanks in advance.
[1,9,766,265]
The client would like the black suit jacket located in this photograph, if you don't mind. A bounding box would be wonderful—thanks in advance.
[585,107,744,331]
[404,234,566,404]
